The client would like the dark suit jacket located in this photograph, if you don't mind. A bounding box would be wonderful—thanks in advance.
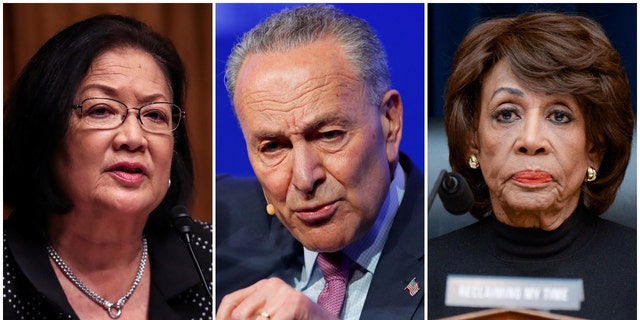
[216,153,424,319]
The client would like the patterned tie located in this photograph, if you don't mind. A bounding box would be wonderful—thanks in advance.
[316,251,350,316]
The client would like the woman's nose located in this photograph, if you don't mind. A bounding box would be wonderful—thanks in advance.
[113,113,148,151]
[516,117,549,155]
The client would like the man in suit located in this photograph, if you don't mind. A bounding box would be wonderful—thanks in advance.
[216,4,424,319]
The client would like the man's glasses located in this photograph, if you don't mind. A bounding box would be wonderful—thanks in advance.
[72,97,185,133]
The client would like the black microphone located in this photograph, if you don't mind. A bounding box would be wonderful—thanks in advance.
[428,169,474,215]
[170,205,213,300]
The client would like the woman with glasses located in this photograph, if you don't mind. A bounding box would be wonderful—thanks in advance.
[4,15,211,319]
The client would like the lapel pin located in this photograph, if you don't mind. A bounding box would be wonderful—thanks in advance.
[404,277,420,297]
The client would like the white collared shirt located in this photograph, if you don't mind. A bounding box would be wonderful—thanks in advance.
[294,163,406,320]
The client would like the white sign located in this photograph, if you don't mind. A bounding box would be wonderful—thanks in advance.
[445,275,584,311]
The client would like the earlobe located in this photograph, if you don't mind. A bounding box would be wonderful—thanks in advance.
[380,90,403,162]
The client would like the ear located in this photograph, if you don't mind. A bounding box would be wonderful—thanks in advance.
[379,89,403,164]
[467,129,480,159]
[587,143,605,171]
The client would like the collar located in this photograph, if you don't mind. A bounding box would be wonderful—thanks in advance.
[490,205,598,260]
[302,162,407,278]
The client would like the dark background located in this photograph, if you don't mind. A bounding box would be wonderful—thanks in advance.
[428,3,637,117]
[428,3,637,238]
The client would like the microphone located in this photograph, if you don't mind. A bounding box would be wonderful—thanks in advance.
[170,205,213,300]
[428,169,473,215]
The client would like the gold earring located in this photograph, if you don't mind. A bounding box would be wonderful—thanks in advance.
[468,155,480,169]
[585,167,597,182]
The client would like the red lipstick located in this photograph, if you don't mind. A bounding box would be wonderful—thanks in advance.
[513,170,552,185]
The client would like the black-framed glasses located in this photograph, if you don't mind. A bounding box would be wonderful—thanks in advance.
[72,97,185,133]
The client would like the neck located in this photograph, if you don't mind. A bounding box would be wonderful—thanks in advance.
[47,210,147,270]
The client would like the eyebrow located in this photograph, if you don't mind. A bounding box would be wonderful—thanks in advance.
[253,114,349,141]
[490,87,524,101]
[310,115,349,131]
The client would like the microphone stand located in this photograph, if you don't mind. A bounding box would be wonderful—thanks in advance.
[171,206,213,301]
[179,231,213,300]
[428,169,448,212]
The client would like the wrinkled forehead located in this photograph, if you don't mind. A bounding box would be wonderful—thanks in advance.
[233,38,364,112]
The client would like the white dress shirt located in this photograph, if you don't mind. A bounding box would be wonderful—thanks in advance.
[294,163,406,319]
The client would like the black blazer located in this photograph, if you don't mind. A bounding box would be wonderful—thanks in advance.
[216,153,424,319]
[4,211,213,319]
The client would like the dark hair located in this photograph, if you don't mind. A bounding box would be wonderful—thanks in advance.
[4,14,193,226]
[445,12,634,218]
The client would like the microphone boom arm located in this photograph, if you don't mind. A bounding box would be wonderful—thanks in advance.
[428,170,448,211]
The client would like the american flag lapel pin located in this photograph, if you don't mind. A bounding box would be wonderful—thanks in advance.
[404,277,420,297]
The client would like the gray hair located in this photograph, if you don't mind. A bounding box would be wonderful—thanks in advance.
[224,4,391,108]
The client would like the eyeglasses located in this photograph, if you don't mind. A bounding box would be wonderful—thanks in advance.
[72,97,185,133]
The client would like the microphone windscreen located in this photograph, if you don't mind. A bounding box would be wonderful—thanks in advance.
[170,205,193,234]
[438,171,474,215]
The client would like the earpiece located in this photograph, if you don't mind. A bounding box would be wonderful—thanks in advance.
[264,191,276,215]
[266,203,276,215]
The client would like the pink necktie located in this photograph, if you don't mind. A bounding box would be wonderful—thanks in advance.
[316,252,350,316]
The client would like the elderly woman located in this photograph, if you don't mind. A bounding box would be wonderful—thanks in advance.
[428,12,636,319]
[4,15,212,319]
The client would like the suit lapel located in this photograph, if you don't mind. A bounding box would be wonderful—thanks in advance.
[360,155,425,319]
[268,214,304,284]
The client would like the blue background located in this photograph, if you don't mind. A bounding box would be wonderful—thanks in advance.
[216,3,425,177]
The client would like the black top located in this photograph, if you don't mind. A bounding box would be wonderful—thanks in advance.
[3,212,212,320]
[428,206,636,319]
